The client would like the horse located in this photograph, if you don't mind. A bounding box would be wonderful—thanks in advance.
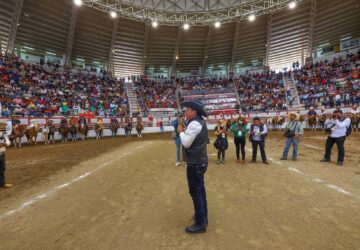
[26,125,38,145]
[350,114,360,132]
[136,122,144,138]
[95,124,103,140]
[110,122,119,138]
[124,122,133,138]
[59,124,69,143]
[265,117,273,131]
[48,124,56,143]
[307,115,317,131]
[69,124,78,141]
[318,114,327,131]
[11,125,26,147]
[78,123,88,141]
[272,116,285,130]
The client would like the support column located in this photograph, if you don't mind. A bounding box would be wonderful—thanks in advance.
[64,4,79,67]
[265,14,272,66]
[201,26,212,77]
[229,21,240,73]
[306,0,317,58]
[170,27,182,77]
[142,24,150,75]
[107,17,120,76]
[6,0,24,54]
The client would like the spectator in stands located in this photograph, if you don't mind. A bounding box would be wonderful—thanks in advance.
[249,117,269,165]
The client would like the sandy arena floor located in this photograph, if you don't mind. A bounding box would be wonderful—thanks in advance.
[0,131,359,249]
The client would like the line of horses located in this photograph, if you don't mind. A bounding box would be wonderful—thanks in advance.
[264,113,360,131]
[9,121,145,147]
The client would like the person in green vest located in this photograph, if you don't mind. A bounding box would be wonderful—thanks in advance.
[231,116,249,164]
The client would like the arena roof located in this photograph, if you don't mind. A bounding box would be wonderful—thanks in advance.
[0,0,359,76]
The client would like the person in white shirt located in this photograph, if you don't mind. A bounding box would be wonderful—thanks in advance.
[321,110,351,166]
[351,105,359,115]
[0,130,12,188]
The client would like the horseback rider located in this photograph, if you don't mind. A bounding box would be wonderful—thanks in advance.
[307,107,317,116]
[351,105,359,115]
[11,115,21,127]
[27,119,37,129]
[60,117,68,127]
[96,117,104,127]
[110,116,119,125]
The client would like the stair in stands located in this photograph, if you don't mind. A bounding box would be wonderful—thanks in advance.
[125,82,141,117]
[283,73,301,109]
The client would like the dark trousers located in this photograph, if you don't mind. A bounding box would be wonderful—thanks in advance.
[186,163,208,226]
[324,136,346,162]
[0,153,5,186]
[217,149,225,160]
[252,140,267,162]
[234,137,246,160]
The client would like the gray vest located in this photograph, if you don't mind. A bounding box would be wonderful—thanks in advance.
[182,117,208,165]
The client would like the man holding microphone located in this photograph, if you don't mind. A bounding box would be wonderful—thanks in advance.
[177,101,208,234]
[321,110,351,166]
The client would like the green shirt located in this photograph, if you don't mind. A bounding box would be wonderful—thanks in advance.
[231,123,248,138]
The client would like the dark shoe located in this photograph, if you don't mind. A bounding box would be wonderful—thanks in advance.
[263,161,270,165]
[337,161,343,166]
[185,224,206,234]
[320,159,330,163]
[280,157,287,160]
[0,183,13,188]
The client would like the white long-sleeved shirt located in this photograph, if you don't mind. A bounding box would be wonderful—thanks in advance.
[252,124,268,141]
[325,118,351,138]
[0,133,11,153]
[179,120,202,149]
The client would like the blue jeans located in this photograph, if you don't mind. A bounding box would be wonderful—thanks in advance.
[186,163,208,226]
[175,137,181,162]
[282,137,299,160]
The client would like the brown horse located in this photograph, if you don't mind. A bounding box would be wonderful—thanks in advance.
[318,114,327,130]
[110,122,119,138]
[59,124,69,143]
[351,114,359,132]
[26,125,38,145]
[95,124,103,140]
[136,122,144,138]
[308,115,317,131]
[272,116,285,130]
[12,125,26,147]
[78,123,88,141]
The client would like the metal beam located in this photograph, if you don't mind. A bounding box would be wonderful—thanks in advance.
[142,23,150,75]
[306,0,317,58]
[265,14,272,66]
[200,25,212,77]
[229,20,240,73]
[107,17,120,76]
[6,0,24,54]
[170,27,182,77]
[64,4,78,66]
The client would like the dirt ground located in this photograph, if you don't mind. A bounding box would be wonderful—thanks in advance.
[0,131,359,249]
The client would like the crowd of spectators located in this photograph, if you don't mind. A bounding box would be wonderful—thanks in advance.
[294,52,360,109]
[0,54,130,118]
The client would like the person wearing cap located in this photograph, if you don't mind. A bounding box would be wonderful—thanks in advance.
[0,129,12,188]
[249,117,269,165]
[177,100,208,234]
[321,109,351,166]
[281,112,304,161]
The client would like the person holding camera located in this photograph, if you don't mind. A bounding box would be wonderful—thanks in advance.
[214,119,228,164]
[281,112,304,161]
[231,116,248,164]
[249,117,269,165]
[321,110,351,166]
